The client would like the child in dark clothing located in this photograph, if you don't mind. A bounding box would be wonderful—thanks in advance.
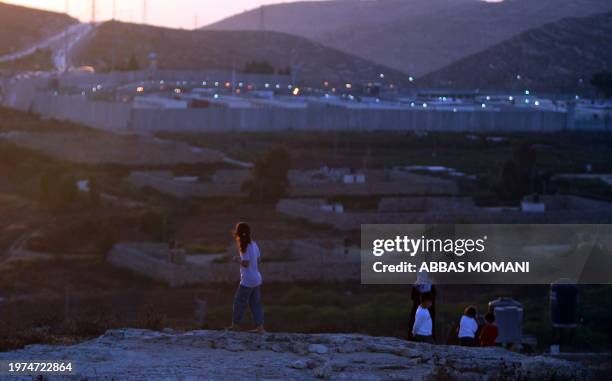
[479,312,499,347]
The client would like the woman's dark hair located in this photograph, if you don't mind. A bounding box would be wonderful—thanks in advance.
[420,292,433,304]
[464,306,477,318]
[233,222,251,254]
[485,312,495,323]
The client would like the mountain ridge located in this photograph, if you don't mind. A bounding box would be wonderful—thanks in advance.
[418,12,612,92]
[206,0,612,77]
[71,21,409,86]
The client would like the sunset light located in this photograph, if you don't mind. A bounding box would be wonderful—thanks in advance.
[0,0,611,379]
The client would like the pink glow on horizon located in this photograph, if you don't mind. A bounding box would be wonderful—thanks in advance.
[1,0,326,29]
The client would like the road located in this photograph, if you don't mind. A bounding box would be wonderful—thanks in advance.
[0,22,96,71]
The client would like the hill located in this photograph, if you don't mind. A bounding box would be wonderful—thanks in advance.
[0,1,77,56]
[206,0,470,42]
[206,0,612,77]
[71,21,408,86]
[418,12,612,92]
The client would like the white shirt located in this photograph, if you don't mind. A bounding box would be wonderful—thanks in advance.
[239,242,262,287]
[412,306,432,336]
[458,316,478,338]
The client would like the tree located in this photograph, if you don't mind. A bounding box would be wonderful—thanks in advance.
[591,71,612,98]
[277,66,292,76]
[88,177,101,207]
[124,54,141,71]
[242,147,291,203]
[57,175,78,208]
[140,209,175,242]
[243,60,275,75]
[38,172,79,210]
[39,172,53,203]
[493,143,536,201]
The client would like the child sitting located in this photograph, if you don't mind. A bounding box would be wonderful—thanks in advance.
[458,305,478,346]
[479,312,499,347]
[412,293,434,344]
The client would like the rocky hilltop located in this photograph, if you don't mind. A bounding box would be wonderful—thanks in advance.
[0,329,589,381]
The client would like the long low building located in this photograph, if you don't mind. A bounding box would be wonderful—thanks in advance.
[126,168,460,198]
[277,195,612,230]
[107,239,360,286]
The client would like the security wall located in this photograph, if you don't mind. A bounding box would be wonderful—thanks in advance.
[130,106,569,132]
[3,83,589,133]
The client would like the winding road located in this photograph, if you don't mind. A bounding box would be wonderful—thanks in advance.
[0,22,96,71]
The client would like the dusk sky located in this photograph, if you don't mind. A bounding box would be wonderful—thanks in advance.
[2,0,326,29]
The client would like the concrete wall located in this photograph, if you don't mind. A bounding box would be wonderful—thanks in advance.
[574,118,611,131]
[130,105,569,133]
[127,171,244,198]
[378,197,475,213]
[2,80,132,130]
[8,77,610,133]
[31,93,131,130]
[290,170,459,197]
[107,244,207,287]
[107,240,360,286]
[306,104,569,132]
[3,77,45,111]
[277,197,612,230]
[126,169,458,199]
[131,107,308,132]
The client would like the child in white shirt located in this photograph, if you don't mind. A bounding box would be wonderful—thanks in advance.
[458,305,478,346]
[412,293,434,344]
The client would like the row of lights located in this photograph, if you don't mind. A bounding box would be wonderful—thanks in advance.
[127,76,574,111]
[113,70,418,97]
[78,82,585,111]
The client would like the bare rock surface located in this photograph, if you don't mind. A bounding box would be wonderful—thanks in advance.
[0,329,590,381]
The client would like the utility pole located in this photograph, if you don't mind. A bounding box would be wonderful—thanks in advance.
[191,14,198,64]
[232,53,236,93]
[142,0,148,25]
[259,4,265,31]
[91,0,95,23]
[111,0,117,72]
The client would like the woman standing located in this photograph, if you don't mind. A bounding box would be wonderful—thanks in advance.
[409,270,436,341]
[228,222,265,333]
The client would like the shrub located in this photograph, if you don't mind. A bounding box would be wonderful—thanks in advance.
[139,209,174,242]
[243,146,291,203]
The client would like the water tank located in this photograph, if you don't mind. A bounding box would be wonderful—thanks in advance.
[550,280,578,328]
[488,297,523,345]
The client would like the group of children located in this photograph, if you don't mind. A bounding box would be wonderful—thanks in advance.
[457,305,499,347]
[412,293,499,347]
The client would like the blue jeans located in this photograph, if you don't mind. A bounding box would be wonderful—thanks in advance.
[232,285,264,326]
